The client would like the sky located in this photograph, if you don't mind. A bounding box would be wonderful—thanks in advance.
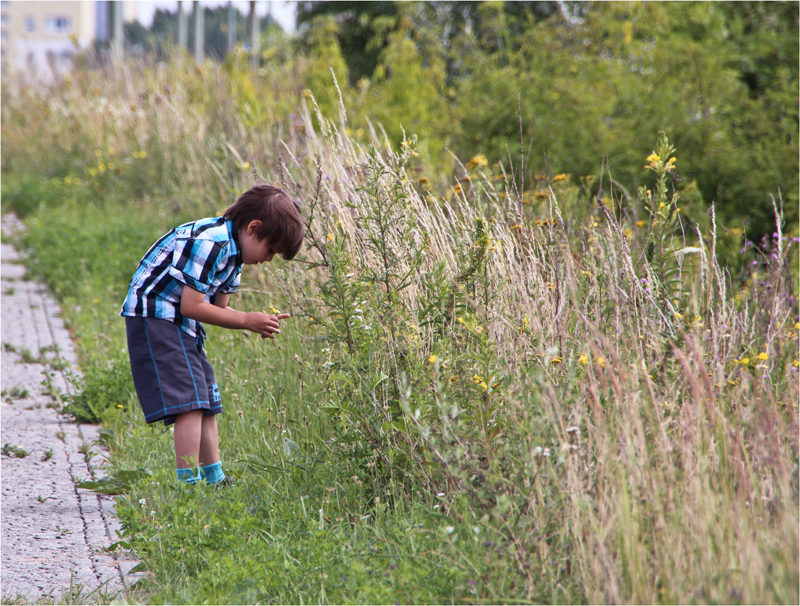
[133,1,298,33]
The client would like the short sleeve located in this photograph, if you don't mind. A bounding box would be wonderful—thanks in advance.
[168,237,227,294]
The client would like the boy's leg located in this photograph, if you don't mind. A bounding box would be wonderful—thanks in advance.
[198,414,220,466]
[173,409,204,470]
[198,414,229,485]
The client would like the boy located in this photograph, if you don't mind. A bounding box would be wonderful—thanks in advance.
[121,184,304,486]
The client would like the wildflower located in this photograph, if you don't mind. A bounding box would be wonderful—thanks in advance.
[466,155,488,170]
[793,360,799,368]
[595,356,605,368]
[636,220,647,227]
[757,352,769,361]
[551,173,569,183]
[98,162,106,172]
[116,404,124,409]
[578,354,588,365]
[95,149,103,157]
[738,357,750,365]
[647,153,660,164]
[108,147,116,156]
[139,498,147,506]
[418,177,430,187]
[327,234,335,242]
[428,355,437,364]
[240,162,251,171]
[551,357,562,365]
[624,228,632,240]
[510,224,522,230]
[457,317,465,325]
[472,374,488,391]
[674,312,683,320]
[64,176,73,185]
[795,322,799,330]
[453,184,462,194]
[523,317,529,327]
[92,298,100,304]
[269,305,279,314]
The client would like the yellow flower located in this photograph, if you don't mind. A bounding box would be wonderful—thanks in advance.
[578,354,588,365]
[428,355,437,364]
[117,404,124,409]
[738,357,750,365]
[327,234,335,242]
[92,298,100,304]
[240,162,251,171]
[523,316,529,326]
[95,149,103,157]
[757,352,769,361]
[795,322,799,330]
[674,312,683,320]
[550,357,562,365]
[510,224,522,230]
[466,155,488,170]
[551,173,569,183]
[108,147,116,156]
[793,360,799,368]
[98,162,106,172]
[64,176,73,184]
[624,228,632,240]
[269,305,279,314]
[636,220,647,227]
[595,356,605,368]
[646,153,660,164]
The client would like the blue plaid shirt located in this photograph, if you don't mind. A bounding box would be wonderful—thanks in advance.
[121,217,242,342]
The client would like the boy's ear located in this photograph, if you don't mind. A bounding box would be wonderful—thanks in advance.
[246,220,262,235]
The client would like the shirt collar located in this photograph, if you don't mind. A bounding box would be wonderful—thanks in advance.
[226,218,242,264]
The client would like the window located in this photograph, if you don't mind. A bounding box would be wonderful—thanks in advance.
[46,16,70,34]
[25,16,35,32]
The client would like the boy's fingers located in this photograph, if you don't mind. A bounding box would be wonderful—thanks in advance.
[276,313,291,320]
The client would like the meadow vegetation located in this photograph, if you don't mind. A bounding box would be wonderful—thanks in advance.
[2,8,798,603]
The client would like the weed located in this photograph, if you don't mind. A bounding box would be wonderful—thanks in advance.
[2,342,17,353]
[36,495,51,503]
[41,448,54,462]
[2,444,29,458]
[1,387,30,401]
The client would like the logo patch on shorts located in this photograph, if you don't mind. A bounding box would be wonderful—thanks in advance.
[211,383,221,402]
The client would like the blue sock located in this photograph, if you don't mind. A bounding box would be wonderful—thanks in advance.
[200,461,226,484]
[176,467,199,485]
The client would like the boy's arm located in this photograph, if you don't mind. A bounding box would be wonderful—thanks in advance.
[213,293,230,309]
[181,286,289,339]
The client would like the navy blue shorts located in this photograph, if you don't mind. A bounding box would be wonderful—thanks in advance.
[125,317,222,426]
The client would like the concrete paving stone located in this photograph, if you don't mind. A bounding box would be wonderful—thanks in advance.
[1,214,140,601]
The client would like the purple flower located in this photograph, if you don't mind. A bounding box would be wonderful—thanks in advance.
[740,247,746,254]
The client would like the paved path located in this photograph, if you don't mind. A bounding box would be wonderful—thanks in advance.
[1,214,137,602]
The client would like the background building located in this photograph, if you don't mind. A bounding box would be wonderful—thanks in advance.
[1,1,136,77]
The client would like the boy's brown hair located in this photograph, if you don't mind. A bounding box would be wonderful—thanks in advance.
[224,185,305,260]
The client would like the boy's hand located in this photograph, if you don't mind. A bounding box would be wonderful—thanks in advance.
[247,312,291,339]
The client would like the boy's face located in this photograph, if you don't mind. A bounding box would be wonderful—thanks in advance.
[240,221,277,265]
